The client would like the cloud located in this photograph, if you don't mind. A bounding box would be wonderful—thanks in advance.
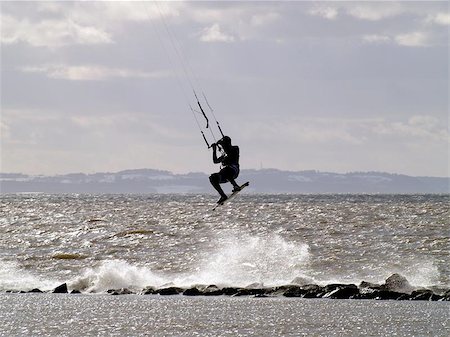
[346,3,404,21]
[394,31,429,47]
[308,5,338,20]
[200,23,235,43]
[426,12,450,26]
[20,64,169,81]
[372,116,449,142]
[363,31,439,48]
[1,14,113,47]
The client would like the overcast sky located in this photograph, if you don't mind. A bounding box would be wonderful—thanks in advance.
[1,1,449,176]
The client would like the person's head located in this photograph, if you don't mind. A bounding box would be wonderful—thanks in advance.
[219,136,232,149]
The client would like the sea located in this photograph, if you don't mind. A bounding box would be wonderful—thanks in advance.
[0,193,449,336]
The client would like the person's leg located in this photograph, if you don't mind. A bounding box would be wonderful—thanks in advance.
[209,173,227,202]
[222,166,240,191]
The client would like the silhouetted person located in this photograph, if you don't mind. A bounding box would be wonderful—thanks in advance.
[209,136,241,204]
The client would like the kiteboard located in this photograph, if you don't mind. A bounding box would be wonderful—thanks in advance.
[213,182,249,211]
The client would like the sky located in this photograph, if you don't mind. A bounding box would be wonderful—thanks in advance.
[1,1,449,177]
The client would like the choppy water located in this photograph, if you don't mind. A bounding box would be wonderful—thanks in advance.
[1,294,449,337]
[1,194,448,293]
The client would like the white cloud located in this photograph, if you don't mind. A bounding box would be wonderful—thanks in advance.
[1,14,112,47]
[426,12,450,26]
[346,3,404,21]
[200,23,235,43]
[372,116,449,142]
[395,31,429,47]
[308,5,338,20]
[20,64,169,81]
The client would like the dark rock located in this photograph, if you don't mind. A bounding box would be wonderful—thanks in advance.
[53,283,68,294]
[156,287,184,295]
[70,290,81,294]
[107,288,134,295]
[222,287,239,296]
[29,288,43,293]
[430,294,443,301]
[373,290,405,300]
[183,287,203,296]
[203,285,224,296]
[265,285,292,296]
[233,288,266,297]
[254,294,269,298]
[396,294,411,301]
[382,274,413,294]
[301,284,323,298]
[142,286,156,295]
[182,285,224,296]
[359,281,382,290]
[323,285,359,299]
[411,289,434,301]
[442,289,450,301]
[282,285,306,298]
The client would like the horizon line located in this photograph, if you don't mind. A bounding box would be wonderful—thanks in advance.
[1,167,449,179]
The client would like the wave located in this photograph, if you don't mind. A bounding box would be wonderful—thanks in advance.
[0,233,445,293]
[69,234,311,292]
[0,260,60,292]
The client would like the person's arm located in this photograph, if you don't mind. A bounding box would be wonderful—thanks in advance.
[212,143,224,164]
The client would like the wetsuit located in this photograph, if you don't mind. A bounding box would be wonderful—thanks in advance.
[216,145,240,183]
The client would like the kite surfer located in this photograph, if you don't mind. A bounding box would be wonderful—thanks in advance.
[209,136,242,204]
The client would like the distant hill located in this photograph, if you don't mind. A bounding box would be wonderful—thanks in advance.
[0,169,450,194]
[0,169,448,194]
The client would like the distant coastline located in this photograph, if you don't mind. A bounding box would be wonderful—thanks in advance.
[1,168,448,194]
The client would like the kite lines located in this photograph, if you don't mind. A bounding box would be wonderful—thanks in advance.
[143,1,225,149]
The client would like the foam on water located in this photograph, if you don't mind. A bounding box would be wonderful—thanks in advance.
[0,260,60,291]
[178,233,310,287]
[69,260,167,292]
[68,234,311,292]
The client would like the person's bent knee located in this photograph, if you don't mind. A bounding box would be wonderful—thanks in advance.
[209,173,219,183]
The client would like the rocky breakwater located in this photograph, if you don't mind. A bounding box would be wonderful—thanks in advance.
[117,274,450,301]
[8,274,450,301]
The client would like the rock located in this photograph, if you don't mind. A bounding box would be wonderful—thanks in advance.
[222,287,239,296]
[282,285,306,298]
[203,285,224,296]
[373,290,405,300]
[183,287,203,296]
[233,288,266,297]
[156,287,184,295]
[142,286,156,295]
[182,285,224,296]
[323,285,359,299]
[430,294,443,301]
[53,283,68,294]
[70,290,81,294]
[382,274,413,294]
[323,284,357,293]
[301,284,323,298]
[107,288,134,295]
[359,281,382,290]
[396,294,411,300]
[29,288,43,293]
[411,289,435,301]
[442,289,450,301]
